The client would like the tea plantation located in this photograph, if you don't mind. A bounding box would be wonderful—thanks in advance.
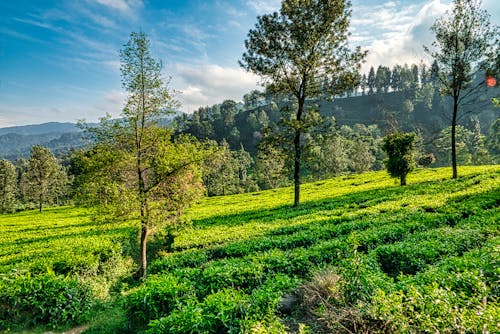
[1,166,499,333]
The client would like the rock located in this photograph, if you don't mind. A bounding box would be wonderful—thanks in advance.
[278,293,298,314]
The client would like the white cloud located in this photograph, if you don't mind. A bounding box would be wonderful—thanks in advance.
[172,63,260,112]
[93,0,142,13]
[352,0,451,71]
[0,89,127,127]
[246,0,280,13]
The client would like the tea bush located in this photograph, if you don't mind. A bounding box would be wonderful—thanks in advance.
[0,273,94,330]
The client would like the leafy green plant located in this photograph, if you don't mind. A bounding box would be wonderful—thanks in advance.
[0,273,94,330]
[124,274,194,326]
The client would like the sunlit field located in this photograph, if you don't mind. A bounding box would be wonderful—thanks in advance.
[1,166,498,333]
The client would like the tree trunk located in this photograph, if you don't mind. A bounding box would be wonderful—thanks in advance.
[139,221,149,278]
[451,96,458,179]
[293,97,305,207]
[39,193,43,212]
[400,173,407,186]
[293,129,301,207]
[137,158,149,278]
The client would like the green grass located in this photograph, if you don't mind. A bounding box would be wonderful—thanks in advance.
[1,165,499,333]
[0,207,137,332]
[0,207,136,277]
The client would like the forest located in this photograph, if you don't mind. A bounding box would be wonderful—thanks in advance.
[0,0,499,333]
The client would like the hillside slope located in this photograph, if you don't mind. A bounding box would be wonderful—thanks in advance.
[0,166,498,333]
[125,166,500,333]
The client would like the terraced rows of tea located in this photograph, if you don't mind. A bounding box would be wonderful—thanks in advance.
[1,166,499,333]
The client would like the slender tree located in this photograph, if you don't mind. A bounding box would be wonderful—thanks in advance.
[391,65,402,92]
[240,0,366,206]
[77,32,209,277]
[367,66,376,94]
[0,159,17,213]
[425,0,498,178]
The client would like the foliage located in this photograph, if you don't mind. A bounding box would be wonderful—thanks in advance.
[0,272,94,330]
[434,125,492,166]
[25,145,65,212]
[1,166,498,332]
[78,32,209,277]
[0,206,136,330]
[118,166,499,332]
[382,132,417,185]
[0,159,17,213]
[203,142,256,196]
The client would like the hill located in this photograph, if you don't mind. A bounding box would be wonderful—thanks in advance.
[0,122,86,159]
[0,115,180,160]
[0,122,80,136]
[0,166,498,333]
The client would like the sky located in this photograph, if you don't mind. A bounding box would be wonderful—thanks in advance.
[0,0,499,127]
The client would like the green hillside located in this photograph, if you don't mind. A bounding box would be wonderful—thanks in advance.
[1,166,499,333]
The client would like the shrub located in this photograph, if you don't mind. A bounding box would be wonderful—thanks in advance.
[198,258,265,296]
[374,228,485,277]
[147,289,248,334]
[370,284,499,333]
[381,132,417,186]
[0,273,94,330]
[124,274,194,326]
[418,153,436,167]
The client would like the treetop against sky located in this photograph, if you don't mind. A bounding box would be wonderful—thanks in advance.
[0,0,498,127]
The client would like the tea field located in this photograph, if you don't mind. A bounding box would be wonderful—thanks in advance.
[1,166,499,333]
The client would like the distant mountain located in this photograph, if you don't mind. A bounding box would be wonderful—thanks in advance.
[0,122,80,136]
[0,122,86,160]
[0,115,181,160]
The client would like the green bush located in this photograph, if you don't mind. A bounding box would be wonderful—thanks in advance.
[0,273,94,330]
[149,249,208,274]
[371,283,499,333]
[124,274,194,326]
[374,228,485,277]
[147,289,248,334]
[198,258,265,295]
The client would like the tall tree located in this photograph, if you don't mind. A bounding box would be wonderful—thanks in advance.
[420,63,429,85]
[375,66,391,93]
[429,60,440,86]
[26,145,61,212]
[425,0,498,178]
[240,0,366,206]
[367,66,376,94]
[80,32,209,277]
[411,63,420,91]
[391,65,402,92]
[360,74,367,95]
[0,159,17,213]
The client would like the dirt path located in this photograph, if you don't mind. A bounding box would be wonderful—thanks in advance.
[44,324,89,334]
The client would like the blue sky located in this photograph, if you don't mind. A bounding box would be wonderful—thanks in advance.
[0,0,498,127]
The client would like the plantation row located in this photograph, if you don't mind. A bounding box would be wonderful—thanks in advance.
[129,168,499,332]
[0,166,498,332]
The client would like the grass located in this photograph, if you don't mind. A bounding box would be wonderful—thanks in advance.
[0,165,499,333]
